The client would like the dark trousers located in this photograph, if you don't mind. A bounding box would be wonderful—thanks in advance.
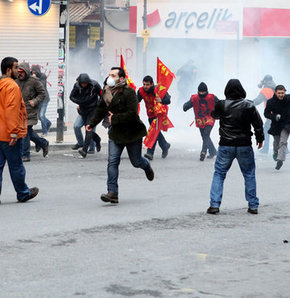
[147,117,169,155]
[23,125,48,158]
[199,125,217,156]
[0,139,30,201]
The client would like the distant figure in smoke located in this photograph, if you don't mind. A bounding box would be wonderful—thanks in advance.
[137,75,171,161]
[176,60,197,105]
[183,82,218,161]
[207,79,264,215]
[253,74,276,154]
[31,65,52,137]
[264,85,290,170]
[70,73,102,158]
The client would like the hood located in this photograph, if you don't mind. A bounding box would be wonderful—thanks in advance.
[31,64,41,76]
[224,79,246,100]
[198,82,208,92]
[77,73,92,85]
[263,80,276,91]
[18,62,31,79]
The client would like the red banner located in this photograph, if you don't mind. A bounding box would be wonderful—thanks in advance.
[120,55,136,91]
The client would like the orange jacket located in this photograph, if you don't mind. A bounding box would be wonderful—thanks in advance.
[0,76,27,142]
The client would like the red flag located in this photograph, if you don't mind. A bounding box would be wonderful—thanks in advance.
[155,57,176,99]
[147,9,161,27]
[120,55,136,91]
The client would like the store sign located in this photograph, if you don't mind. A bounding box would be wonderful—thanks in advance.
[136,3,243,40]
[28,0,51,16]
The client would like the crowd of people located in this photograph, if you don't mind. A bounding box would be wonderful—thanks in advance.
[1,56,289,214]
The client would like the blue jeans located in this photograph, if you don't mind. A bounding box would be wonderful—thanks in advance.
[38,101,51,135]
[0,139,31,201]
[23,126,48,158]
[210,146,259,209]
[73,115,95,151]
[147,117,169,155]
[107,138,150,194]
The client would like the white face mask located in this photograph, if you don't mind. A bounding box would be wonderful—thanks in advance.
[107,76,116,87]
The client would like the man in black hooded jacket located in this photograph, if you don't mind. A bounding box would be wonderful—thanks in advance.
[207,79,264,215]
[70,73,102,158]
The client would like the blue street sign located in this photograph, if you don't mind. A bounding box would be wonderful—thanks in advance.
[28,0,51,16]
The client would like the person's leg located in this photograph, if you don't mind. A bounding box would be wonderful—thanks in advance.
[107,139,124,194]
[22,126,32,159]
[204,125,217,157]
[73,115,85,146]
[209,146,235,208]
[5,139,30,201]
[273,135,280,161]
[0,142,7,196]
[30,127,48,149]
[277,129,289,162]
[236,146,259,211]
[261,119,270,153]
[39,102,51,135]
[146,118,157,157]
[126,139,151,171]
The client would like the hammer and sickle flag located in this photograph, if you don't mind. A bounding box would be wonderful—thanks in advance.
[144,58,175,149]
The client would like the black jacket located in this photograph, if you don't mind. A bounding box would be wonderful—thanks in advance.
[70,74,102,116]
[264,94,290,135]
[90,84,147,144]
[212,79,264,146]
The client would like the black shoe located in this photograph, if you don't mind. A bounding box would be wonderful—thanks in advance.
[207,207,220,214]
[162,143,171,159]
[275,160,283,170]
[100,192,119,204]
[35,144,41,152]
[71,143,83,150]
[78,149,87,158]
[47,122,52,133]
[22,156,30,162]
[43,142,49,157]
[200,152,206,161]
[19,187,39,203]
[92,133,101,152]
[145,166,154,181]
[248,208,258,214]
[144,153,153,160]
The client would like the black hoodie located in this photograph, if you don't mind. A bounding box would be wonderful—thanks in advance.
[212,79,264,146]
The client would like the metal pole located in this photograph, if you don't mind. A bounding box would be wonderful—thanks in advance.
[236,21,239,78]
[143,0,147,76]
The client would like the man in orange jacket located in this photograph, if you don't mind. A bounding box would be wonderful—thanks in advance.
[0,57,39,203]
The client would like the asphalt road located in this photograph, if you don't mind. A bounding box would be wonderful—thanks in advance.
[0,140,289,297]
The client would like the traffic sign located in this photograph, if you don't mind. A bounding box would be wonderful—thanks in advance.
[27,0,51,16]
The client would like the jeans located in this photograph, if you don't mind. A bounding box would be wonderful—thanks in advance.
[147,117,169,155]
[210,146,259,209]
[107,138,150,194]
[23,126,48,158]
[261,119,271,153]
[73,115,95,151]
[273,129,290,161]
[199,125,217,156]
[0,139,31,201]
[38,101,51,135]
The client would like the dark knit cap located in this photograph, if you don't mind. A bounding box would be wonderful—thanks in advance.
[198,82,208,92]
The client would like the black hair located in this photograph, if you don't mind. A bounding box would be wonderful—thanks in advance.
[275,85,286,92]
[143,75,154,84]
[1,57,18,75]
[111,67,126,79]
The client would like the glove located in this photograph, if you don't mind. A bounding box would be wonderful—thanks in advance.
[276,114,281,122]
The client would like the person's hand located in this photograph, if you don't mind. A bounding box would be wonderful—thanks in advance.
[108,111,113,125]
[86,125,92,132]
[257,142,263,149]
[276,114,281,122]
[28,100,35,107]
[9,138,17,146]
[77,105,80,110]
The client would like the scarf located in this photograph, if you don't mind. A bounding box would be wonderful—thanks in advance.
[103,79,127,106]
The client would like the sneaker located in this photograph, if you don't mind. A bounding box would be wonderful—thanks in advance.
[22,156,30,162]
[145,166,154,181]
[162,143,171,159]
[273,152,278,161]
[200,152,206,161]
[100,192,119,204]
[92,133,101,152]
[144,153,153,161]
[78,149,87,158]
[19,187,39,203]
[275,160,283,170]
[71,143,83,150]
[248,208,258,214]
[35,144,41,152]
[207,207,220,214]
[43,142,49,158]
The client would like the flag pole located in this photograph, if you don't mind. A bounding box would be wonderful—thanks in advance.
[142,0,147,76]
